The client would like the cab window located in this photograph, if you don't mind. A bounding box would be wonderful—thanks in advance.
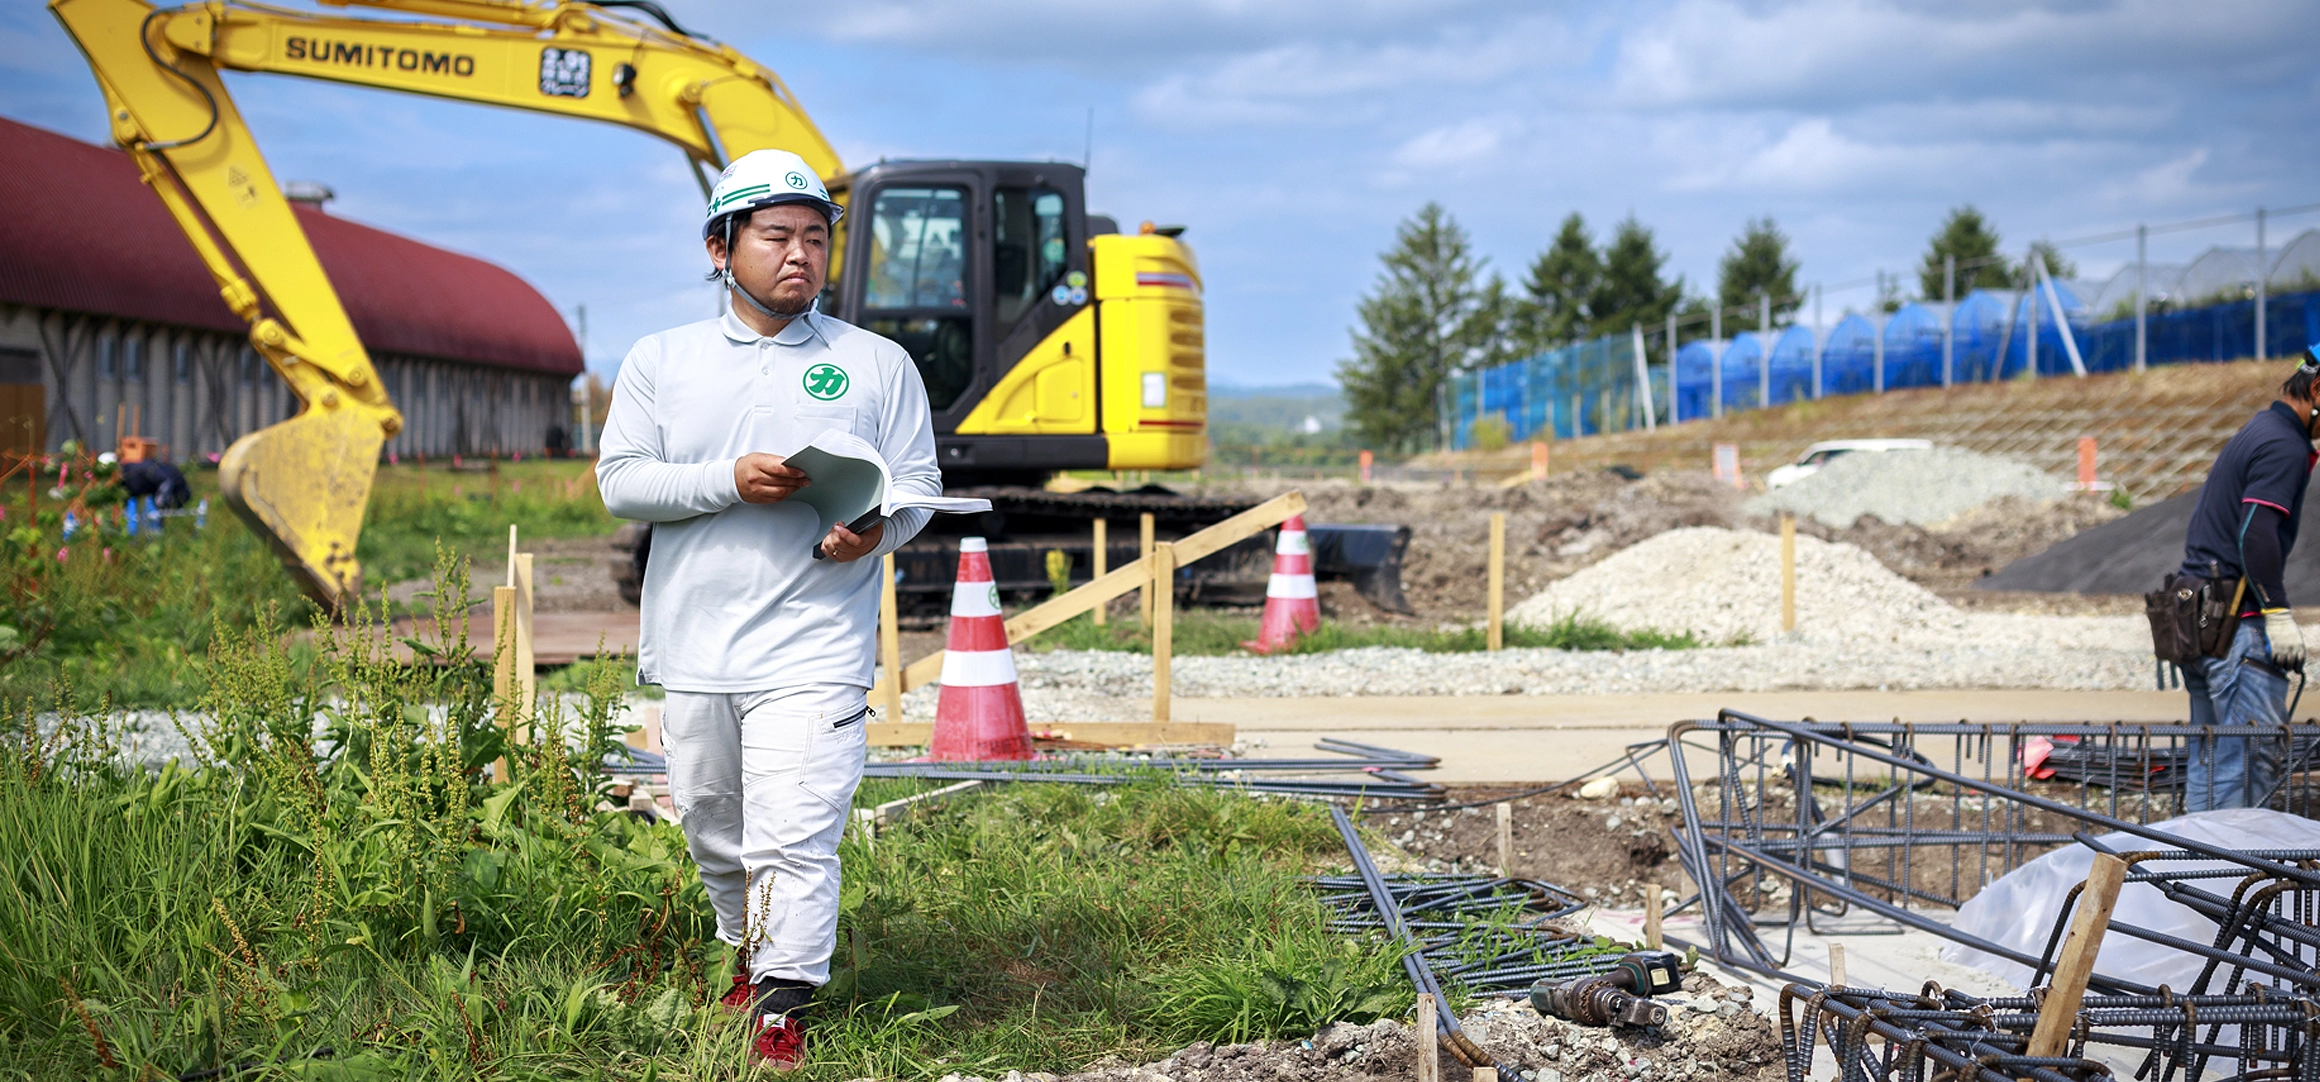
[992,187,1067,324]
[863,188,967,309]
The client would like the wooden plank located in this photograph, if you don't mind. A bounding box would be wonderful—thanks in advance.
[1091,518,1107,627]
[1139,512,1156,628]
[865,720,1235,748]
[879,552,902,721]
[869,490,1308,700]
[2026,853,2129,1062]
[1154,541,1175,723]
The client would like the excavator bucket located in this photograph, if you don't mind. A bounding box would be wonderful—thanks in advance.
[218,405,385,607]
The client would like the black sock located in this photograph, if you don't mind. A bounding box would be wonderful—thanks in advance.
[754,978,814,1017]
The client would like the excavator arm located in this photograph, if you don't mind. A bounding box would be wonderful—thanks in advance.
[49,0,842,604]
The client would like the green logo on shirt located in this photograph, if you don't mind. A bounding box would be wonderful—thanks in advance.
[803,363,849,400]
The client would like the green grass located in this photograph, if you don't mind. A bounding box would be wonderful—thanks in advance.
[1027,609,1701,655]
[0,560,1412,1079]
[359,460,620,587]
[0,458,619,711]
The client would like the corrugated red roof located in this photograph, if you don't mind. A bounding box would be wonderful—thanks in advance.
[0,116,580,377]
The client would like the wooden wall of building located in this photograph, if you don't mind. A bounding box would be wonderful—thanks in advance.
[0,305,572,461]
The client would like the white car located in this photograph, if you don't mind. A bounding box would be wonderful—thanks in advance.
[1764,439,1933,489]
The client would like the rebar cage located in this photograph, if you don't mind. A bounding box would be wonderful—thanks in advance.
[1669,712,2320,983]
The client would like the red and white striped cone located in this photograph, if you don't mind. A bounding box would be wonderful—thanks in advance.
[930,537,1034,761]
[1241,514,1321,654]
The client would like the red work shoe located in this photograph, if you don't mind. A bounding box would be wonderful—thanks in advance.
[718,971,754,1011]
[751,1012,806,1071]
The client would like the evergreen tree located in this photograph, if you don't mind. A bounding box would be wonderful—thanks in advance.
[1337,204,1504,452]
[2020,240,2077,283]
[1917,205,2008,298]
[1509,213,1600,354]
[1589,216,1683,339]
[1715,217,1801,326]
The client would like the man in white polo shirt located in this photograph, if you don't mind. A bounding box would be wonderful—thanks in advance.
[596,148,942,1069]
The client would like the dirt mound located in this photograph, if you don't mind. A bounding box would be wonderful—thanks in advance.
[1195,473,1746,624]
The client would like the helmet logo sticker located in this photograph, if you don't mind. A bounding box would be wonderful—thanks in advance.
[803,363,849,401]
[785,171,810,190]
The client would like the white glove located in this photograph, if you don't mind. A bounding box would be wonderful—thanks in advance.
[2264,609,2306,669]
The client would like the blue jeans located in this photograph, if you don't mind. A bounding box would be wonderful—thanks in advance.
[2182,619,2289,811]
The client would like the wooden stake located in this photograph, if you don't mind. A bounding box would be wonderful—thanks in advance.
[1139,513,1156,629]
[1473,1070,1497,1082]
[1495,801,1513,877]
[1828,942,1845,988]
[1487,512,1506,651]
[1091,519,1108,627]
[1531,440,1548,480]
[1152,541,1175,722]
[2028,854,2129,1060]
[879,552,903,720]
[491,584,518,783]
[1415,993,1439,1082]
[1779,513,1797,633]
[513,552,534,722]
[1644,882,1663,949]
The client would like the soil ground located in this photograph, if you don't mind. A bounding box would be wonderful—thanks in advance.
[984,973,1781,1082]
[1364,784,1685,908]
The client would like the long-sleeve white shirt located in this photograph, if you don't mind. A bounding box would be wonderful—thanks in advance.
[597,309,942,692]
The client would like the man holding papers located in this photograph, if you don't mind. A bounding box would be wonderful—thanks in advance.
[596,148,944,1070]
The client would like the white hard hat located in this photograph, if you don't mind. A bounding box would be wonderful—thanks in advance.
[703,149,843,238]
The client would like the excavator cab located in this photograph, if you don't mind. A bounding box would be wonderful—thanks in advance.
[828,161,1100,486]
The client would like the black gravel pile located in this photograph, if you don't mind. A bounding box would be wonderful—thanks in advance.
[1979,492,2320,598]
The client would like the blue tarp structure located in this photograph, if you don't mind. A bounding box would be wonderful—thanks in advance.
[1450,335,1656,447]
[1821,314,1877,396]
[1673,339,1719,422]
[1951,290,2015,382]
[1881,303,1946,390]
[1721,332,1767,412]
[1444,288,2320,449]
[1769,325,1816,404]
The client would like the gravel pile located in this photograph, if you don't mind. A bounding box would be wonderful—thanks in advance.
[886,610,2157,720]
[1747,447,2065,528]
[1504,526,1957,645]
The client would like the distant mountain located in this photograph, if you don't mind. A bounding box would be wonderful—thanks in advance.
[1207,382,1345,445]
[1209,381,1339,399]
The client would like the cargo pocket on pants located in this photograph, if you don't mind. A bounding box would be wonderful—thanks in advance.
[798,707,869,813]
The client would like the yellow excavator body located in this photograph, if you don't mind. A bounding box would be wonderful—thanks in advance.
[50,0,1205,605]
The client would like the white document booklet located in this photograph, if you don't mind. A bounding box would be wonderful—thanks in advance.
[783,429,991,558]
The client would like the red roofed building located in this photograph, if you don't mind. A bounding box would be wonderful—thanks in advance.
[0,115,582,458]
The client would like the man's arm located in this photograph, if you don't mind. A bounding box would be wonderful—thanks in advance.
[2241,503,2290,610]
[596,340,743,522]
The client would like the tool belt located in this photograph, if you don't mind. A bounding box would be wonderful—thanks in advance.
[2145,565,2245,664]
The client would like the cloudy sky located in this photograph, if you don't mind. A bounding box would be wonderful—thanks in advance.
[5,0,2314,387]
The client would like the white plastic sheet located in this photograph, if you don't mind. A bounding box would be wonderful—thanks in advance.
[1942,807,2320,992]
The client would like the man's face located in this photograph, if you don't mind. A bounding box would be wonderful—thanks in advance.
[709,203,830,315]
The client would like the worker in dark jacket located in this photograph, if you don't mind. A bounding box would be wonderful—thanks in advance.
[2179,347,2320,810]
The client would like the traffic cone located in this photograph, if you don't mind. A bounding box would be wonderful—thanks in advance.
[930,537,1035,761]
[1242,515,1321,654]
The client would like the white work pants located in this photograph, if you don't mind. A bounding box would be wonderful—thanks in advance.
[662,684,868,985]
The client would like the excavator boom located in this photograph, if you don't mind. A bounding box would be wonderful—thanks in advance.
[48,0,842,604]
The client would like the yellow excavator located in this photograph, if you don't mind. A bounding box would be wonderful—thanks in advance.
[51,0,1212,606]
